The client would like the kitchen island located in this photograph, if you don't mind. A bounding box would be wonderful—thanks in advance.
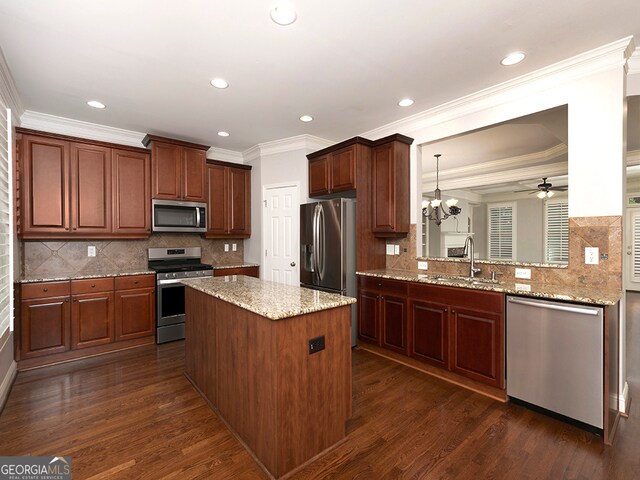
[182,275,356,479]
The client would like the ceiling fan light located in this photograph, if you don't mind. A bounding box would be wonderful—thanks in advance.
[537,191,546,199]
[547,190,554,198]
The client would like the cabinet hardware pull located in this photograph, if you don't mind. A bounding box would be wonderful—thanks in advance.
[134,281,139,284]
[451,309,455,314]
[43,288,48,292]
[73,298,77,302]
[64,298,69,303]
[91,284,96,288]
[444,308,447,312]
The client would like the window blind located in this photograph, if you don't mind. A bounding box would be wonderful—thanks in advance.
[488,203,514,260]
[632,212,640,282]
[0,104,12,336]
[545,200,569,263]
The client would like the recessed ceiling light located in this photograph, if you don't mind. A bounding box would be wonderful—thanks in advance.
[210,78,229,89]
[270,6,297,25]
[299,115,313,122]
[87,100,106,109]
[501,52,526,66]
[398,98,414,107]
[217,131,230,137]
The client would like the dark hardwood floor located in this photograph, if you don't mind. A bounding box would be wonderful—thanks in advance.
[1,313,639,479]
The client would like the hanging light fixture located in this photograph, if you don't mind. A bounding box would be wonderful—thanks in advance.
[422,154,461,225]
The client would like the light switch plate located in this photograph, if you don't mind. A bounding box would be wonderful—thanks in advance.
[515,268,531,279]
[386,244,395,255]
[232,243,237,252]
[418,261,428,270]
[394,245,400,255]
[224,244,229,252]
[87,246,96,257]
[585,247,599,264]
[515,283,532,292]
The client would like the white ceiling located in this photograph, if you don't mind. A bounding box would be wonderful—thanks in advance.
[0,1,639,152]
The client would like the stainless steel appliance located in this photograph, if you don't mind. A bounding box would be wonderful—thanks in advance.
[152,199,207,233]
[300,198,357,346]
[506,295,604,430]
[148,247,213,343]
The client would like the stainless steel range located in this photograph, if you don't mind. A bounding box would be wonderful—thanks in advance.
[148,247,213,343]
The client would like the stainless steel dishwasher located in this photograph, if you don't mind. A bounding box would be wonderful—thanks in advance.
[506,296,603,429]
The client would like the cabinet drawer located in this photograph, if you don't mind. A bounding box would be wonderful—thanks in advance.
[21,281,70,300]
[358,276,408,296]
[71,277,114,294]
[213,266,259,278]
[408,283,504,314]
[115,274,155,290]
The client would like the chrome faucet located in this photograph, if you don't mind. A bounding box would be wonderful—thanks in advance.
[464,235,481,278]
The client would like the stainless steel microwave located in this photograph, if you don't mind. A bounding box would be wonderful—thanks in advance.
[152,199,207,233]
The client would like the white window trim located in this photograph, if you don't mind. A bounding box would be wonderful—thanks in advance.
[487,201,516,261]
[543,197,569,264]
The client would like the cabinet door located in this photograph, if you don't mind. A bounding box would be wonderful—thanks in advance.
[152,142,181,199]
[308,156,330,197]
[21,134,71,235]
[206,164,229,235]
[450,307,504,388]
[182,147,207,202]
[112,149,151,236]
[371,143,395,233]
[410,299,449,369]
[71,292,115,349]
[330,146,356,192]
[381,294,408,354]
[357,289,380,344]
[70,143,112,234]
[20,296,70,359]
[115,287,155,341]
[228,167,251,236]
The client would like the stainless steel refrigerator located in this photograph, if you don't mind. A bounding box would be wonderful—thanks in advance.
[300,198,357,346]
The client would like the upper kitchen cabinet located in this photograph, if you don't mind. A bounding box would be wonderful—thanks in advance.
[371,134,413,237]
[307,144,357,197]
[143,135,209,202]
[205,160,251,238]
[16,128,151,239]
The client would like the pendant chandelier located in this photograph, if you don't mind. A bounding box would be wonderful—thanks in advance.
[422,154,461,226]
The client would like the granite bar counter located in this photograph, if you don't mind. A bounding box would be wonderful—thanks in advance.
[182,276,355,479]
[357,269,622,306]
[18,269,155,283]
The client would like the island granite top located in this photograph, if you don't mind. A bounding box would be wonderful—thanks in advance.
[19,269,156,284]
[182,275,356,320]
[357,269,622,306]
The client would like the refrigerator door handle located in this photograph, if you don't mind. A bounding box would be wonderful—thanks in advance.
[312,204,320,278]
[317,204,325,281]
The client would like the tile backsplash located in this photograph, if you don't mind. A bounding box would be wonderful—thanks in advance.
[387,216,622,291]
[21,235,244,278]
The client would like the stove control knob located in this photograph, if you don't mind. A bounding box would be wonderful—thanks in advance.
[171,273,177,279]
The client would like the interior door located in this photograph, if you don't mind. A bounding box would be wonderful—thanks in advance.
[263,184,299,285]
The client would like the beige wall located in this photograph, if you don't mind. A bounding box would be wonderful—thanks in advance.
[21,235,244,278]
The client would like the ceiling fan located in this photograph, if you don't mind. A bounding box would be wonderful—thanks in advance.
[514,177,568,198]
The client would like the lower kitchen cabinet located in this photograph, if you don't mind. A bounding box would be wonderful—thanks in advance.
[212,266,259,278]
[358,276,505,389]
[17,274,156,369]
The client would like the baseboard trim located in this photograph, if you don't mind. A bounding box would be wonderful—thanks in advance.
[0,359,17,413]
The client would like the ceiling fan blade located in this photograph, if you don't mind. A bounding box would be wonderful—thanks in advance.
[513,188,536,193]
[548,186,568,191]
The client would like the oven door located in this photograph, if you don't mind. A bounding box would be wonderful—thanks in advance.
[156,279,186,327]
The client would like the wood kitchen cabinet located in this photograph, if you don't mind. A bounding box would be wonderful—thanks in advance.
[71,278,115,349]
[205,160,251,238]
[16,128,151,239]
[143,134,209,202]
[115,275,155,341]
[308,146,356,197]
[409,298,449,369]
[308,155,330,196]
[213,266,259,278]
[357,276,409,354]
[371,136,411,237]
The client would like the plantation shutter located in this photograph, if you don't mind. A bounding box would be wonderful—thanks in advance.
[488,203,514,260]
[545,200,569,263]
[0,104,12,336]
[632,212,640,282]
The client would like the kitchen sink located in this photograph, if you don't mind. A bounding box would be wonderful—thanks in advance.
[419,274,499,286]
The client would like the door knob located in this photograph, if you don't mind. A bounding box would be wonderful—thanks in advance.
[290,262,296,267]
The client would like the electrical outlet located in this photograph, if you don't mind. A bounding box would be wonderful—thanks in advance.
[515,268,531,279]
[585,247,599,264]
[394,245,400,255]
[224,244,229,252]
[232,243,237,252]
[87,246,96,257]
[418,261,428,270]
[308,335,325,354]
[386,244,394,255]
[515,283,532,292]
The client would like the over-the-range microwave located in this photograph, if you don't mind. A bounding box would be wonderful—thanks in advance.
[152,199,207,233]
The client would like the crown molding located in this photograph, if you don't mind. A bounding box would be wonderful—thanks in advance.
[628,47,640,75]
[423,144,568,185]
[20,110,146,147]
[0,46,24,124]
[242,134,334,163]
[207,147,244,164]
[362,36,634,140]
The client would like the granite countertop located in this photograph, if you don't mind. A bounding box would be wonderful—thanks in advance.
[18,269,156,284]
[357,269,622,306]
[182,275,356,320]
[212,263,259,270]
